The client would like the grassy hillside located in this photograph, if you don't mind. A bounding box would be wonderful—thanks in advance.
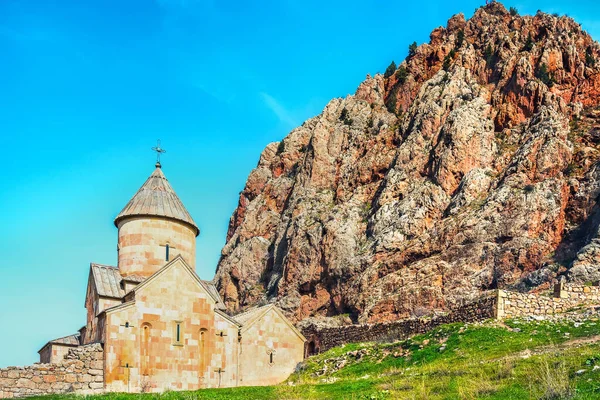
[33,313,600,399]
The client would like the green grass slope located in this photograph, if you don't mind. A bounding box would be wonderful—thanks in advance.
[32,314,600,399]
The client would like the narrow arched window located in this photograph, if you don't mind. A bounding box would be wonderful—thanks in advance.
[141,323,152,376]
[199,328,207,373]
[173,321,183,346]
[165,244,170,261]
[270,352,274,364]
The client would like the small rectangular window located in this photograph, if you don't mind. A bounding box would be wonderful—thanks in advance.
[173,321,183,346]
[166,244,170,261]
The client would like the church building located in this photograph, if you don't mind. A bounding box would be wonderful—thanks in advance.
[38,160,306,392]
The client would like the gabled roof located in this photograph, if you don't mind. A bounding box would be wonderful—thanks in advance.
[202,280,226,311]
[233,304,273,325]
[102,300,136,315]
[131,255,224,309]
[234,304,306,342]
[114,166,199,236]
[121,274,146,283]
[214,309,242,327]
[38,333,80,354]
[90,263,124,298]
[89,257,227,316]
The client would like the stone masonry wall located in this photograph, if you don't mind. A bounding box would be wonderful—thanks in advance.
[0,344,104,398]
[301,294,497,355]
[497,283,600,319]
[302,284,600,355]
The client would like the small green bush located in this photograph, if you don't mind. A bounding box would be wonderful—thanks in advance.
[586,47,596,67]
[408,41,418,58]
[339,107,349,121]
[443,49,456,71]
[384,61,397,79]
[523,34,534,52]
[277,141,285,155]
[536,63,555,87]
[484,44,495,66]
[455,30,465,48]
[510,6,518,16]
[395,65,409,84]
[339,107,353,126]
[386,95,397,114]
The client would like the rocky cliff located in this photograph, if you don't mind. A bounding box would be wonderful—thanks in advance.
[215,2,600,324]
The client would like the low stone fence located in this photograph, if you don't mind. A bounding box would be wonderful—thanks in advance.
[0,344,104,398]
[559,283,600,302]
[301,294,497,355]
[497,282,600,319]
[302,282,600,356]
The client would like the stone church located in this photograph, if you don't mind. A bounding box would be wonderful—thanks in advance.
[38,162,306,392]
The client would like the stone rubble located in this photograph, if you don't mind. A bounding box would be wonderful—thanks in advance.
[0,344,103,398]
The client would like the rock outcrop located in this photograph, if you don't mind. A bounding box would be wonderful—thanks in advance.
[215,3,600,324]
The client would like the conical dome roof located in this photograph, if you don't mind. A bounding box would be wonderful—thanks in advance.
[114,165,199,236]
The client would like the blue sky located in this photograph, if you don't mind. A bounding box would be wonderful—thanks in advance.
[0,0,599,368]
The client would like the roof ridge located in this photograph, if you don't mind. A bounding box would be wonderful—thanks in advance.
[233,304,272,320]
[50,333,80,342]
[90,262,117,269]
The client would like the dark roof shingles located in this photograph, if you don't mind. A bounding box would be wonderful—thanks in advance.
[91,263,125,298]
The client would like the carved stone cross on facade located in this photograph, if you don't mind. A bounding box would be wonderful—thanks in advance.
[121,362,132,392]
[214,367,225,388]
[159,243,175,262]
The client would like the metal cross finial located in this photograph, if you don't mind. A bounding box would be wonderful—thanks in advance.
[151,139,167,168]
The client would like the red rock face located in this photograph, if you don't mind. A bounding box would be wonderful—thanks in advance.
[215,3,600,324]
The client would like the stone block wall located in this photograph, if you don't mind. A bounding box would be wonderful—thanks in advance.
[497,283,600,319]
[301,294,497,355]
[302,284,600,356]
[560,283,600,302]
[0,344,104,398]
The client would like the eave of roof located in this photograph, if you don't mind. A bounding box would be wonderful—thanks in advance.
[114,166,199,236]
[235,304,306,342]
[89,263,125,299]
[38,333,80,354]
[131,255,223,307]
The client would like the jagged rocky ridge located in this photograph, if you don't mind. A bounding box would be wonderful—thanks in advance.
[215,3,600,324]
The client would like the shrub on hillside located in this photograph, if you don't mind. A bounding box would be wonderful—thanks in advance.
[384,61,397,79]
[443,49,456,71]
[536,63,555,87]
[523,33,534,52]
[395,65,408,84]
[484,44,495,67]
[408,42,418,58]
[586,47,596,67]
[455,30,465,48]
